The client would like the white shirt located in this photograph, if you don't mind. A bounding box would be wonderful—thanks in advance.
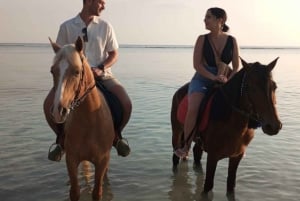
[56,14,119,77]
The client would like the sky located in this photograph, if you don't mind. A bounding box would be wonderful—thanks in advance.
[1,0,300,47]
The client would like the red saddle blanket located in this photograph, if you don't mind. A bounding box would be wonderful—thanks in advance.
[177,95,214,132]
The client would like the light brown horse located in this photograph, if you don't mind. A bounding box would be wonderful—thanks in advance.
[171,58,282,195]
[47,37,114,201]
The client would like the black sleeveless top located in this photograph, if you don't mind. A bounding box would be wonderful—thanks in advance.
[203,34,234,67]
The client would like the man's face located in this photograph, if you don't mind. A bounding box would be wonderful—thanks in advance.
[89,0,106,16]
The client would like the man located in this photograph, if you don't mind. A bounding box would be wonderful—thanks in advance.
[44,0,132,161]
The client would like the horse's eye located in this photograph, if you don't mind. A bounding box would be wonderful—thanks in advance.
[74,70,80,76]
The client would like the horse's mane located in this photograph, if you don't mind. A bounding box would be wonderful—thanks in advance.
[53,44,82,68]
[210,68,245,120]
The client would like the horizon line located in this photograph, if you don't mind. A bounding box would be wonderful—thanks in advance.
[0,42,300,50]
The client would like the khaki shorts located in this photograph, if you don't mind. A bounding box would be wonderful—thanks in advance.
[95,75,122,90]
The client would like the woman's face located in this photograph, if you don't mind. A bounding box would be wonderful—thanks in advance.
[204,10,221,31]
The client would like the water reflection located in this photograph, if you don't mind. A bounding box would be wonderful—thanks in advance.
[168,160,239,201]
[168,161,205,201]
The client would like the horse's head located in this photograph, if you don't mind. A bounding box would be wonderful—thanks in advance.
[240,57,282,135]
[49,37,94,123]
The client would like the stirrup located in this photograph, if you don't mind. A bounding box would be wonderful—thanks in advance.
[115,138,131,157]
[48,143,64,162]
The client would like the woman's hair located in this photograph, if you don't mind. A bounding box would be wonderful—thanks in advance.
[208,7,229,32]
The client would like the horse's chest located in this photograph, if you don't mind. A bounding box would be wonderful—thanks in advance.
[205,128,253,157]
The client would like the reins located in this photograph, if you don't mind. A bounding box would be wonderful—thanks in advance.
[70,55,96,111]
[220,71,261,122]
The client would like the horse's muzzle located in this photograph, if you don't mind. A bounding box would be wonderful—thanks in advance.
[262,120,282,135]
[51,104,69,123]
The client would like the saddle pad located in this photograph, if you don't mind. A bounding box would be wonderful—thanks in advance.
[177,95,188,124]
[177,95,214,132]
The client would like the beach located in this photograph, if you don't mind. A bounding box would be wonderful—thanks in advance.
[0,44,299,201]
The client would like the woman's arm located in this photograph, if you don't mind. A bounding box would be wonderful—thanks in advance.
[229,36,240,79]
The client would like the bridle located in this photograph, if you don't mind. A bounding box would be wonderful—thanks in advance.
[69,54,96,111]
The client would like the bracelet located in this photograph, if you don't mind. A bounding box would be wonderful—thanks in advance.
[97,63,105,71]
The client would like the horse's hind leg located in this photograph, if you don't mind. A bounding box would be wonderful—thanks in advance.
[93,156,109,201]
[227,153,243,194]
[193,139,203,167]
[66,157,80,201]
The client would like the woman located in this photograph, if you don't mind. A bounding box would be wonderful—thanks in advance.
[175,7,240,158]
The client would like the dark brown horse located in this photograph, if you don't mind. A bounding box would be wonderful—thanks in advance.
[47,37,115,201]
[171,58,282,195]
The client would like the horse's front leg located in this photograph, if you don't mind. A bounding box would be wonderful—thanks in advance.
[203,154,218,193]
[227,153,243,194]
[193,138,203,167]
[66,156,80,201]
[93,155,110,201]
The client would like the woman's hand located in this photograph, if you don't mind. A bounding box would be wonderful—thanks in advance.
[215,74,228,83]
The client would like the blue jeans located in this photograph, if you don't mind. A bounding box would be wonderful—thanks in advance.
[188,66,217,95]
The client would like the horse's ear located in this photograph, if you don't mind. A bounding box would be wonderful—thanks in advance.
[75,37,84,53]
[267,57,279,72]
[240,57,250,69]
[49,37,61,53]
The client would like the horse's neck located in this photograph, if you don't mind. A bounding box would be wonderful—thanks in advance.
[76,62,101,110]
[83,86,101,107]
[221,70,244,105]
[67,90,100,125]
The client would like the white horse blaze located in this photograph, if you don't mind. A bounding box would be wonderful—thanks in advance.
[53,59,68,122]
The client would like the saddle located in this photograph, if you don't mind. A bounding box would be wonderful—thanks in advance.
[177,84,216,133]
[95,80,123,131]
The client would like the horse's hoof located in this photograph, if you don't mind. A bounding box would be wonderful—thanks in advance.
[201,190,209,197]
[172,165,178,173]
[193,162,203,173]
[172,153,180,167]
[203,184,213,194]
[194,159,201,166]
[226,190,236,200]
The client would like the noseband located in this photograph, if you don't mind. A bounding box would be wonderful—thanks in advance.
[70,55,96,111]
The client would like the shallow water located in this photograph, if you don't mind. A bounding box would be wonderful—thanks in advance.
[0,45,299,201]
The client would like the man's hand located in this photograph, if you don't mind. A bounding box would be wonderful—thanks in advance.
[91,67,104,77]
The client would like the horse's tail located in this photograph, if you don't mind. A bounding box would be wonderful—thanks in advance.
[171,83,189,149]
